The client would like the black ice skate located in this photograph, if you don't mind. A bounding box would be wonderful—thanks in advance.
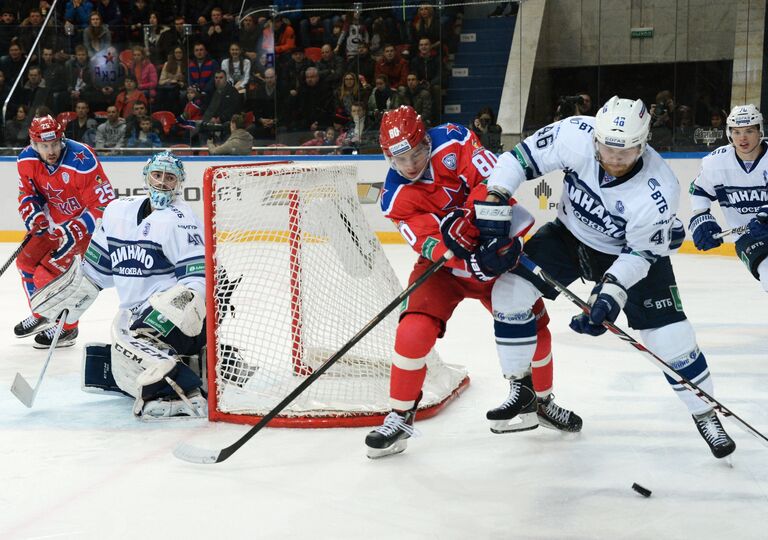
[14,315,54,338]
[33,327,78,349]
[537,394,583,433]
[487,375,539,433]
[693,410,736,459]
[366,403,420,459]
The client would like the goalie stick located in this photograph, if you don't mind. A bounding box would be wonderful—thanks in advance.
[10,310,68,408]
[173,253,452,464]
[712,224,748,240]
[0,234,31,278]
[519,255,768,449]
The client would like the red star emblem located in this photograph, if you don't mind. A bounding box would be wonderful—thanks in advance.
[73,151,87,163]
[103,51,115,64]
[444,123,462,136]
[441,184,465,211]
[45,183,64,204]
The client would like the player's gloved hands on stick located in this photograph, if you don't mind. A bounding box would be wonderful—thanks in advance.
[440,207,479,260]
[747,205,768,242]
[569,274,628,337]
[689,210,723,251]
[20,201,49,235]
[468,236,523,282]
[49,218,89,261]
[474,200,512,240]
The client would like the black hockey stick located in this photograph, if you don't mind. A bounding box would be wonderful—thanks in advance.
[712,224,748,240]
[173,253,452,464]
[519,254,768,449]
[0,234,31,278]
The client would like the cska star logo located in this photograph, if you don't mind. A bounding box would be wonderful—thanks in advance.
[73,151,88,163]
[103,50,115,64]
[44,183,64,204]
[443,123,462,136]
[441,184,466,211]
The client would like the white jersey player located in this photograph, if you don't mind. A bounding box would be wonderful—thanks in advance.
[31,151,208,420]
[688,104,768,291]
[470,96,735,459]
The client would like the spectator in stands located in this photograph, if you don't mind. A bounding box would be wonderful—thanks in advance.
[335,71,364,116]
[0,43,26,85]
[18,8,46,56]
[368,16,386,58]
[127,116,162,147]
[316,43,343,87]
[83,11,111,56]
[368,74,400,125]
[5,104,29,146]
[143,11,169,65]
[207,112,253,155]
[335,10,368,60]
[0,9,16,55]
[95,104,126,149]
[470,106,502,153]
[18,67,50,121]
[188,42,218,98]
[576,91,592,115]
[401,72,431,126]
[90,45,124,110]
[672,104,698,151]
[248,66,277,142]
[178,85,203,128]
[0,70,9,107]
[201,69,241,138]
[115,75,148,117]
[66,45,93,109]
[410,4,441,53]
[157,46,186,113]
[40,47,67,114]
[130,46,158,100]
[299,12,332,48]
[650,89,675,151]
[290,66,333,132]
[96,0,122,31]
[221,43,251,96]
[376,44,408,94]
[346,41,375,89]
[280,47,312,94]
[125,99,161,135]
[410,37,441,88]
[339,101,376,151]
[239,15,260,61]
[65,99,97,145]
[158,15,189,62]
[273,16,296,59]
[202,7,232,60]
[128,0,150,43]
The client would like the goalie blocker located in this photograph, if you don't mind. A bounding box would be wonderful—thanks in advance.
[32,257,208,420]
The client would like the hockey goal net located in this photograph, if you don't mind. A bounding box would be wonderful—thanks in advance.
[204,161,469,427]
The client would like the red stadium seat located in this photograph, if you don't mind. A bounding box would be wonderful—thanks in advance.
[151,111,176,135]
[304,47,322,62]
[94,110,108,120]
[56,111,77,129]
[244,111,255,128]
[119,49,133,68]
[170,143,193,156]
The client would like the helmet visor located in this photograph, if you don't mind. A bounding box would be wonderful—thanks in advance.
[389,140,431,180]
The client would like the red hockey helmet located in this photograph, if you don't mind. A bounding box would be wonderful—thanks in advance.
[29,115,64,143]
[379,105,427,158]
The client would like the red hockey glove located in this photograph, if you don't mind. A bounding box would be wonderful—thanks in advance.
[19,201,49,235]
[440,207,480,261]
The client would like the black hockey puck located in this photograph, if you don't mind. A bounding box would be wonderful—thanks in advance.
[632,483,652,497]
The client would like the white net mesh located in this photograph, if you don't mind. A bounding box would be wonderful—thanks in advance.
[207,162,467,423]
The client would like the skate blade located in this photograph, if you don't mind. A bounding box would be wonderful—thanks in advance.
[33,340,76,350]
[537,416,583,433]
[367,439,408,459]
[489,412,539,434]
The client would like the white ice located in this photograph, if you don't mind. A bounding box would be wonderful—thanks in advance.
[1,244,766,540]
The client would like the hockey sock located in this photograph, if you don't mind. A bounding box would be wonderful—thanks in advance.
[390,313,440,410]
[494,308,537,379]
[531,299,553,398]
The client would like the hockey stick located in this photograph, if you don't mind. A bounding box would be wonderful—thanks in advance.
[173,253,452,464]
[10,309,68,408]
[0,234,31,278]
[519,255,768,449]
[712,224,748,240]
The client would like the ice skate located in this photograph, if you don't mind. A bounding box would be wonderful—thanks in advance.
[537,394,583,433]
[693,409,736,459]
[487,375,539,433]
[33,326,78,349]
[366,406,419,459]
[14,315,54,338]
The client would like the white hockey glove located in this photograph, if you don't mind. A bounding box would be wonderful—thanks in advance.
[149,284,205,337]
[31,255,100,324]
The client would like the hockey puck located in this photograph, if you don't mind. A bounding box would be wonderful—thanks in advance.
[632,483,652,498]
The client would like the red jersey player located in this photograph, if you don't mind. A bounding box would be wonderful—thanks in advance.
[14,115,116,348]
[365,106,582,458]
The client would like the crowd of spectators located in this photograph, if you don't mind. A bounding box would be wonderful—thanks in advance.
[0,1,465,153]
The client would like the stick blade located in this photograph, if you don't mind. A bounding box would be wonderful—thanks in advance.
[173,442,223,464]
[10,373,35,408]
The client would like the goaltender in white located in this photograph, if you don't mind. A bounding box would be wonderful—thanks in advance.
[32,151,208,420]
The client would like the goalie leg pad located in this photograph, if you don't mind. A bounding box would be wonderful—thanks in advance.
[31,255,99,324]
[81,342,131,397]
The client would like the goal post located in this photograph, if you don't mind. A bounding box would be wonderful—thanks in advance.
[203,161,469,427]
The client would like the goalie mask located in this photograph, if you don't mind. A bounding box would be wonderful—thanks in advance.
[143,151,185,210]
[726,104,764,146]
[379,105,431,181]
[594,96,650,177]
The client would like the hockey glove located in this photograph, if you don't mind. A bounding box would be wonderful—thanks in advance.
[747,205,768,241]
[569,274,628,337]
[49,218,90,262]
[440,207,479,260]
[468,236,523,282]
[474,200,513,240]
[689,210,723,251]
[19,200,49,235]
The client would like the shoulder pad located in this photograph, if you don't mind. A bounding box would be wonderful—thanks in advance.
[61,140,98,172]
[428,123,470,148]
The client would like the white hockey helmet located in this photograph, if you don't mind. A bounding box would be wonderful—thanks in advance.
[726,104,763,143]
[594,96,651,154]
[143,151,185,210]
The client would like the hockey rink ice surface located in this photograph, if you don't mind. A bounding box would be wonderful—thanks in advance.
[1,244,766,540]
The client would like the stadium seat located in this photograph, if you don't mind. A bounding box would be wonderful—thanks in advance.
[119,49,133,68]
[56,111,77,129]
[304,47,322,62]
[170,143,193,156]
[151,111,176,135]
[244,111,255,128]
[94,110,108,120]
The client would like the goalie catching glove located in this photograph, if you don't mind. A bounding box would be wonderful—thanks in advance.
[31,255,100,324]
[569,274,628,336]
[148,283,205,337]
